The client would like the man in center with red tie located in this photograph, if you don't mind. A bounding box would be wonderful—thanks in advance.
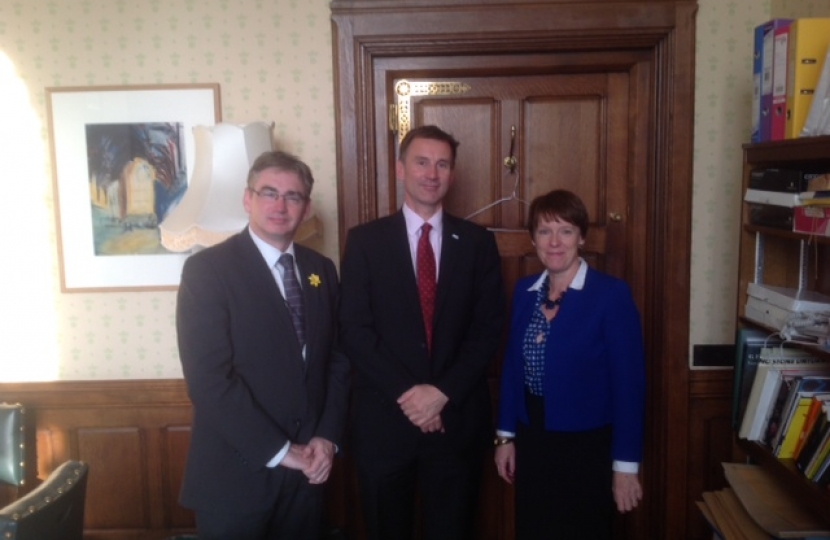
[339,125,506,540]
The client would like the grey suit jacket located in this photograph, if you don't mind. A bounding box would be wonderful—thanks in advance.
[176,228,348,513]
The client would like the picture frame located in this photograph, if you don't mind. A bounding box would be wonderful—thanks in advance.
[46,84,221,292]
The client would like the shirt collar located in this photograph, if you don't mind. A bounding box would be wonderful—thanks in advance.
[403,203,443,237]
[528,258,588,292]
[248,228,295,268]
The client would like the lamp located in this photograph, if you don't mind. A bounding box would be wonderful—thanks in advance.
[159,122,322,252]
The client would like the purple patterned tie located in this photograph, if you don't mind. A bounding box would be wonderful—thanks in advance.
[278,253,305,348]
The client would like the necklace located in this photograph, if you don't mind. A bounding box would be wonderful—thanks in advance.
[543,293,564,310]
[536,289,564,343]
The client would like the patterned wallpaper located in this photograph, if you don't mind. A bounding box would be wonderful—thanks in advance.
[689,0,827,367]
[0,0,336,380]
[0,0,826,380]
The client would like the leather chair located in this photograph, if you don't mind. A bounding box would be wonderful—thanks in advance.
[0,403,25,496]
[0,403,26,506]
[0,460,89,540]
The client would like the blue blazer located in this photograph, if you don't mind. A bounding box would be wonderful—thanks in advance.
[497,266,646,463]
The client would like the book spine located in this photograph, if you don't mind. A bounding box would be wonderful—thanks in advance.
[752,24,765,143]
[760,21,777,142]
[771,22,791,140]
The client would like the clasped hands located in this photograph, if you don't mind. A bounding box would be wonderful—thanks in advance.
[397,384,448,433]
[280,437,335,484]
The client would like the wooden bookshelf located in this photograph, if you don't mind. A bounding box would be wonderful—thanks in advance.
[744,224,830,245]
[743,135,830,163]
[735,136,830,525]
[736,439,830,524]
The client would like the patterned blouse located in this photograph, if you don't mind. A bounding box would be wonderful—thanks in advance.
[523,278,553,396]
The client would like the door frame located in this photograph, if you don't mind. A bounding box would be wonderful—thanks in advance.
[331,1,697,537]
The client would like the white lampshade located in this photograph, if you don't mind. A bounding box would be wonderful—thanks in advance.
[158,121,267,251]
[159,121,323,252]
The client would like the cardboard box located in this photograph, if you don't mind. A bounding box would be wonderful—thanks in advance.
[748,203,794,230]
[793,205,830,236]
[745,296,796,329]
[807,172,830,191]
[747,282,830,313]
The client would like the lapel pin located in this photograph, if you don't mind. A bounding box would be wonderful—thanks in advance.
[452,234,459,240]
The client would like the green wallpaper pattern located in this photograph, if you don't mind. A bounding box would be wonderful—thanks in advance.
[689,0,826,367]
[0,0,826,379]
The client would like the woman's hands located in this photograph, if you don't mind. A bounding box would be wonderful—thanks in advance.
[494,443,516,484]
[612,471,642,512]
[495,439,642,515]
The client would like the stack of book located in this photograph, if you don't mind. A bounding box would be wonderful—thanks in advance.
[733,329,830,487]
[743,282,830,341]
[751,18,830,142]
[744,168,830,237]
[698,463,830,539]
[795,180,830,236]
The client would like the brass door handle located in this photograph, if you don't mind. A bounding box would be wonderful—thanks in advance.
[504,126,517,174]
[609,212,623,222]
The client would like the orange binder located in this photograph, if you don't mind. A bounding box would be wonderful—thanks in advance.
[785,18,830,139]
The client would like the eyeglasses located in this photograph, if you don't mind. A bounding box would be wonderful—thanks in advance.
[249,187,308,206]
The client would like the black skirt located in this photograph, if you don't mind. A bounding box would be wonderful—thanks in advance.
[514,391,614,540]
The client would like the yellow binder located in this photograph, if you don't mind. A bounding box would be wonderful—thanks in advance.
[786,18,830,139]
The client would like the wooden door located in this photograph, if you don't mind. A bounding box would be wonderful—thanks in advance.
[332,2,698,538]
[369,68,647,538]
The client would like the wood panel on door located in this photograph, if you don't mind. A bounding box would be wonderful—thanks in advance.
[385,72,630,276]
[374,68,645,538]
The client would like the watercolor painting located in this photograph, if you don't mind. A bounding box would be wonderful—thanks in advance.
[85,123,188,255]
[47,84,220,291]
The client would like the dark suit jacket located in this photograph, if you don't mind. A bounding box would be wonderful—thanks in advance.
[339,211,505,458]
[176,228,349,513]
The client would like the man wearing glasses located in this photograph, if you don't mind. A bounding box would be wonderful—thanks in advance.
[176,151,349,539]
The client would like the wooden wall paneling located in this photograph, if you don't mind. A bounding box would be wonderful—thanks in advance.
[687,371,735,540]
[76,426,148,529]
[0,380,195,540]
[164,425,195,530]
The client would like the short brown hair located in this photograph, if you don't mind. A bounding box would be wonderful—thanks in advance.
[246,151,314,196]
[398,125,460,167]
[527,189,589,238]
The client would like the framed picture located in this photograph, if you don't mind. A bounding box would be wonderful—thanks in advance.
[46,84,221,292]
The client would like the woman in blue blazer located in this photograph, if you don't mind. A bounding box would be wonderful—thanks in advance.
[494,189,646,539]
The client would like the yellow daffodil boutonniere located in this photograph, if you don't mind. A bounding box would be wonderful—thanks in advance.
[308,274,321,288]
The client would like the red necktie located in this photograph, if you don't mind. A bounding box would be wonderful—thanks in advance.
[417,223,437,352]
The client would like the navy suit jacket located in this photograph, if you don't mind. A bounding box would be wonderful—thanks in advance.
[339,211,505,458]
[176,228,349,513]
[497,267,646,463]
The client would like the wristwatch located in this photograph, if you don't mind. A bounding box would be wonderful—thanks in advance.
[494,436,514,447]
